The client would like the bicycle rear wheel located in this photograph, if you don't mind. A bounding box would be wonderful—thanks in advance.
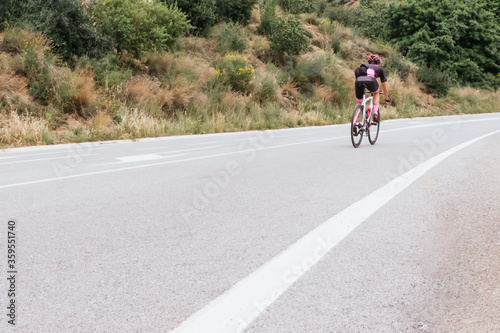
[368,109,380,145]
[351,104,364,148]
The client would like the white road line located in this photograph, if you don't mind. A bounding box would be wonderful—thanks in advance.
[116,154,166,163]
[0,137,347,189]
[232,138,257,142]
[136,145,222,153]
[0,148,108,160]
[136,146,170,151]
[170,129,500,333]
[99,154,188,166]
[188,142,218,146]
[383,117,500,134]
[156,146,222,154]
[0,151,71,160]
[0,154,97,165]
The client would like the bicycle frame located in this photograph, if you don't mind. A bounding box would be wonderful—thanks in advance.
[354,89,374,130]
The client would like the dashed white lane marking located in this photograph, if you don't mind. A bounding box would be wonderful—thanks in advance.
[0,154,97,165]
[116,154,166,163]
[383,117,500,134]
[0,137,347,189]
[99,154,188,166]
[156,146,222,155]
[188,142,218,146]
[136,146,170,151]
[137,145,222,152]
[170,129,500,333]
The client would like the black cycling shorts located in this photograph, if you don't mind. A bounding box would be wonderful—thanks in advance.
[355,76,379,100]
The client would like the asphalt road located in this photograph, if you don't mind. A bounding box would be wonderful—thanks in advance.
[0,113,499,332]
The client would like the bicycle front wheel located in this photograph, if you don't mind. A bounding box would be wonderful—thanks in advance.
[368,109,380,145]
[351,104,364,148]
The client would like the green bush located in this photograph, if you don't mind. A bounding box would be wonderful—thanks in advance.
[253,74,277,103]
[1,0,112,61]
[354,1,388,40]
[163,0,217,36]
[417,66,451,97]
[324,5,356,27]
[278,0,315,14]
[37,0,112,61]
[386,0,500,89]
[385,52,412,81]
[292,57,325,87]
[216,22,247,54]
[268,16,310,62]
[257,0,278,36]
[93,0,191,58]
[215,53,254,92]
[77,55,133,88]
[216,0,258,24]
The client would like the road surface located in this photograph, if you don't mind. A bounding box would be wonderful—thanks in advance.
[0,113,499,332]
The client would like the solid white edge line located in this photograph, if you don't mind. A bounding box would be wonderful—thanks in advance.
[0,154,97,165]
[170,129,500,333]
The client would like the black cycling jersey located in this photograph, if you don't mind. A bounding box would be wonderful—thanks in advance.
[354,64,387,83]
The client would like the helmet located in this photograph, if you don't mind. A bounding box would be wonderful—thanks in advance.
[368,55,381,65]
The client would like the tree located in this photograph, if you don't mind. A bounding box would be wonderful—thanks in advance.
[93,0,191,58]
[216,0,258,25]
[386,0,500,89]
[268,15,310,65]
[163,0,217,36]
[0,0,112,61]
[278,0,315,14]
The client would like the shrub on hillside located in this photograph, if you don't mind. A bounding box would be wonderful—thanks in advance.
[257,0,278,36]
[386,0,500,89]
[324,5,356,27]
[291,57,325,90]
[216,22,247,54]
[216,0,258,25]
[268,16,309,63]
[417,66,451,97]
[385,52,413,81]
[163,0,217,36]
[1,0,112,61]
[215,53,254,92]
[354,0,388,40]
[93,0,191,58]
[278,0,315,14]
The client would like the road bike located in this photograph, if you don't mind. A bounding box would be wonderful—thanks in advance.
[350,86,381,148]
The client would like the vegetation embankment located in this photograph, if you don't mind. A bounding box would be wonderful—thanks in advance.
[0,0,499,148]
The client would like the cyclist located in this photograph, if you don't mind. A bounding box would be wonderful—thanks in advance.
[354,55,390,123]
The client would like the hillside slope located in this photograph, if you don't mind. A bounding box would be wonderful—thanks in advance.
[0,5,498,148]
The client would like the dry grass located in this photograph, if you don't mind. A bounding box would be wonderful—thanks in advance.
[314,85,342,104]
[1,29,51,55]
[304,23,330,50]
[144,51,174,78]
[124,75,161,105]
[0,112,50,147]
[70,70,98,114]
[91,112,113,131]
[280,79,300,107]
[0,73,32,109]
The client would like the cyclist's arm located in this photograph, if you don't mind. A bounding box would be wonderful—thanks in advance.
[381,81,389,102]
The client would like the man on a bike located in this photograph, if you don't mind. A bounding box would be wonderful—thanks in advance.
[354,55,390,122]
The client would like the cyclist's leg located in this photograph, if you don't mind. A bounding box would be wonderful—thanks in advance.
[369,79,380,122]
[354,80,364,123]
